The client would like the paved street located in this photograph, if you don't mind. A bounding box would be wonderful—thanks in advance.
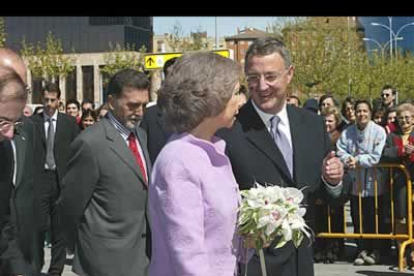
[42,244,414,276]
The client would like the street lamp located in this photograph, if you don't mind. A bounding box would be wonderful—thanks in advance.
[394,22,414,56]
[371,17,414,58]
[371,17,394,59]
[363,37,404,59]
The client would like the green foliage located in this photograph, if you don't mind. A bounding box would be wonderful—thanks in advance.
[21,32,74,80]
[269,17,414,102]
[100,42,147,81]
[0,17,6,47]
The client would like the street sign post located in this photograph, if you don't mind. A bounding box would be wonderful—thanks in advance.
[144,49,232,70]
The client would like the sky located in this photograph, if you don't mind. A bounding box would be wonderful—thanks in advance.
[153,17,287,38]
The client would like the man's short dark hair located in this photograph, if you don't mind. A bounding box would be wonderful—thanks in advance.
[66,99,80,110]
[354,99,372,113]
[42,82,61,98]
[382,84,396,95]
[81,99,95,110]
[106,69,150,98]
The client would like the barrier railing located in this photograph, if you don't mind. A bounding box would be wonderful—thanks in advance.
[316,163,412,271]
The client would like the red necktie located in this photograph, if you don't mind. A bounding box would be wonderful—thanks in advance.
[128,133,148,186]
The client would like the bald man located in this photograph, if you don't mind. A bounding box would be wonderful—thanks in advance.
[0,48,27,83]
[0,48,37,276]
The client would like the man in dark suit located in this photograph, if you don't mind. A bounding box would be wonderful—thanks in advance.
[59,69,151,276]
[31,82,80,276]
[217,37,345,276]
[141,57,177,163]
[0,65,35,276]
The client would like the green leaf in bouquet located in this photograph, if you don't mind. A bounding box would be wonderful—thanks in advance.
[292,229,304,248]
[275,237,288,249]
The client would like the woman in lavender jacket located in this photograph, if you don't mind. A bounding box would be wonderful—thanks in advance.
[149,51,245,276]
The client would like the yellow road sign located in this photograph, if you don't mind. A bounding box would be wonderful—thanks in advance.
[144,50,232,70]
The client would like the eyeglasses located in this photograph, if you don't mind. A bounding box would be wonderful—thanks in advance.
[246,69,289,85]
[381,93,391,98]
[397,116,412,121]
[0,119,23,134]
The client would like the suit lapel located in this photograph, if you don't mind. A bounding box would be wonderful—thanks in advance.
[103,119,146,184]
[288,106,317,188]
[240,101,293,184]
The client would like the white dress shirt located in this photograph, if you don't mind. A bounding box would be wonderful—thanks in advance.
[44,110,58,170]
[251,100,342,195]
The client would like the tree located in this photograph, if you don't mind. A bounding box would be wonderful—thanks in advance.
[21,32,74,81]
[0,17,6,47]
[268,16,414,103]
[167,21,210,52]
[100,42,147,81]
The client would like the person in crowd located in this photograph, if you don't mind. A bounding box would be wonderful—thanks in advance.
[81,99,94,114]
[384,107,398,134]
[341,96,356,126]
[319,93,339,111]
[31,82,80,276]
[149,51,246,276]
[372,104,387,126]
[0,65,36,276]
[217,37,346,276]
[381,103,414,268]
[79,109,98,130]
[66,99,81,125]
[95,102,110,121]
[59,69,151,276]
[381,85,397,110]
[287,94,301,107]
[303,98,319,114]
[337,99,387,266]
[314,106,346,264]
[141,57,178,164]
[58,101,65,113]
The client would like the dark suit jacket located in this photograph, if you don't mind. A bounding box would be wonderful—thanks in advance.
[140,104,171,164]
[217,101,347,276]
[0,117,36,276]
[31,112,80,185]
[59,117,151,276]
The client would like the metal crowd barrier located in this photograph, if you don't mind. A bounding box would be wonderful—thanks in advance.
[316,163,413,272]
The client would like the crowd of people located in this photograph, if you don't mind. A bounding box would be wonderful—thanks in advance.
[0,35,413,276]
[292,87,414,268]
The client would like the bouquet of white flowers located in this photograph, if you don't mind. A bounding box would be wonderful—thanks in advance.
[238,182,312,276]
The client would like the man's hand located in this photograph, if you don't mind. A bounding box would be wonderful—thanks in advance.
[322,151,344,185]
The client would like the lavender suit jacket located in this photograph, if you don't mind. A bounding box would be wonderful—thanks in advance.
[149,133,242,276]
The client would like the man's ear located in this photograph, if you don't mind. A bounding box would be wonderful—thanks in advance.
[107,94,116,110]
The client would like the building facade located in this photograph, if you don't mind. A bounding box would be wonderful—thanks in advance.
[3,16,153,105]
[224,27,267,65]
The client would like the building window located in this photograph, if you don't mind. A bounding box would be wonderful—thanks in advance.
[65,69,77,101]
[82,66,94,102]
[31,76,43,104]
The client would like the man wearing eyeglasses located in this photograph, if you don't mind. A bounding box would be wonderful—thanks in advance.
[381,85,397,110]
[218,37,347,276]
[0,51,36,276]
